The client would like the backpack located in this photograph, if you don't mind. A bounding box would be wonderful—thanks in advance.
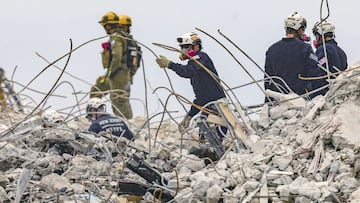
[127,39,142,68]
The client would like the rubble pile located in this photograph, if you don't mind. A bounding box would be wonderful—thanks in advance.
[172,62,360,203]
[0,62,360,202]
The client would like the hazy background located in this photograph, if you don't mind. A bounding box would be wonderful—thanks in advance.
[1,0,359,121]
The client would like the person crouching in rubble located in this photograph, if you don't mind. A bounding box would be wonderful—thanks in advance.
[86,97,134,141]
[40,109,74,156]
[41,109,64,128]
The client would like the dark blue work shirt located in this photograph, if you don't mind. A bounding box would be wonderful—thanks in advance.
[264,37,320,97]
[168,51,226,117]
[88,114,134,140]
[312,39,347,97]
[316,39,347,74]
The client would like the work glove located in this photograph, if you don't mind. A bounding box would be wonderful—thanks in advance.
[179,115,191,134]
[179,53,187,61]
[156,55,171,68]
[96,75,107,84]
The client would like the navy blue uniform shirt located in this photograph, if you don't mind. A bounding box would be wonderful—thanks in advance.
[88,114,134,140]
[316,39,347,74]
[264,38,319,97]
[168,51,226,117]
[313,39,348,96]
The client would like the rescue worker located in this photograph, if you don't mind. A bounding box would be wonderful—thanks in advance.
[90,12,135,119]
[41,109,64,128]
[86,97,134,141]
[118,14,142,94]
[311,20,348,96]
[40,109,77,155]
[0,68,6,110]
[0,67,22,111]
[264,12,320,101]
[155,32,227,142]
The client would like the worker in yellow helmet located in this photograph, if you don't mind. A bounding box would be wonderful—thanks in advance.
[0,67,23,112]
[0,68,6,110]
[118,14,132,34]
[90,12,135,119]
[118,14,142,94]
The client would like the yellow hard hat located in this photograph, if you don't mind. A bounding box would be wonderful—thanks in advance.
[99,12,120,26]
[119,14,132,26]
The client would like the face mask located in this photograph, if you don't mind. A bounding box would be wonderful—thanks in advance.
[180,48,196,60]
[313,40,319,49]
[187,49,196,57]
[300,34,310,42]
[301,33,311,43]
[101,42,111,50]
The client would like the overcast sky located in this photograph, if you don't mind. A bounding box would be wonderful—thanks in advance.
[1,0,359,120]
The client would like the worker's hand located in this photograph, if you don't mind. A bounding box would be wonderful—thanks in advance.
[96,75,107,84]
[179,53,187,61]
[156,55,171,68]
[179,115,191,134]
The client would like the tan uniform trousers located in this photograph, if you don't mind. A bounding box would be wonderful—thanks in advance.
[90,75,110,98]
[89,72,132,119]
[108,69,132,119]
[0,87,6,110]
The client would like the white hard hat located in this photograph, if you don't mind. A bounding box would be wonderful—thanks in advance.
[86,97,105,111]
[41,110,64,127]
[86,98,106,119]
[284,12,307,30]
[312,20,335,36]
[176,32,201,46]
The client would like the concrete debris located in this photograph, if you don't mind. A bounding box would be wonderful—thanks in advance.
[1,62,360,202]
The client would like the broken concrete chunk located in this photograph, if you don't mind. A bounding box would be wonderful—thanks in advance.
[272,155,293,170]
[339,177,360,194]
[192,175,211,197]
[177,154,205,172]
[258,104,270,129]
[332,102,360,149]
[350,187,360,203]
[232,184,246,199]
[40,173,71,193]
[265,89,306,110]
[303,96,326,122]
[269,105,288,120]
[282,109,298,119]
[206,184,223,202]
